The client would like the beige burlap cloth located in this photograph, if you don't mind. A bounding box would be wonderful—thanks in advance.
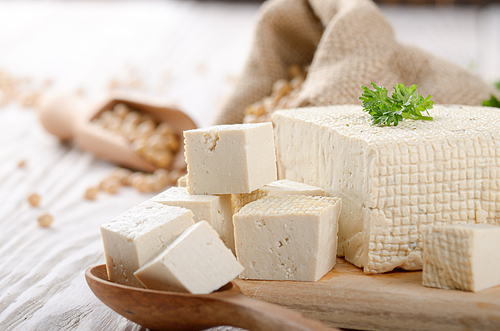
[215,0,497,125]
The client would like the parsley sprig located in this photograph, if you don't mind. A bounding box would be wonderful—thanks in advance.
[360,82,434,126]
[482,80,500,108]
[483,95,500,108]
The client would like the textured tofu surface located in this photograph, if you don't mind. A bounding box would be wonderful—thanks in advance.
[100,201,194,287]
[151,187,234,252]
[134,221,244,294]
[273,105,500,274]
[234,195,341,281]
[231,179,325,214]
[184,123,277,195]
[423,224,500,292]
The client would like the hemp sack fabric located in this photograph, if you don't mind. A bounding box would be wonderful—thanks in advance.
[215,0,497,125]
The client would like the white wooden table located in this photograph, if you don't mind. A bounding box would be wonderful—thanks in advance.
[0,1,498,330]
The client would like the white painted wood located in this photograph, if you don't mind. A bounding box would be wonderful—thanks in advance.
[0,2,498,330]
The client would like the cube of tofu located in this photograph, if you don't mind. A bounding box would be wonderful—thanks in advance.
[231,179,325,214]
[151,187,234,252]
[423,224,500,292]
[273,105,500,274]
[184,123,277,195]
[134,221,244,294]
[100,201,194,288]
[177,174,187,187]
[233,195,341,281]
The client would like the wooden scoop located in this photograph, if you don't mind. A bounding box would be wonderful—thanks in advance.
[39,94,197,172]
[85,264,339,331]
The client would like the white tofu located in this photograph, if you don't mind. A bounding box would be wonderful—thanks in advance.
[423,224,500,292]
[231,179,325,214]
[134,221,244,294]
[273,105,500,274]
[233,195,341,282]
[100,201,194,287]
[151,187,234,252]
[184,123,277,195]
[177,174,187,187]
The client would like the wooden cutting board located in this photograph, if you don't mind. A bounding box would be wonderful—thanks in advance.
[234,258,500,331]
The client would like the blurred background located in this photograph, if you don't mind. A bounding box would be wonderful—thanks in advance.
[0,1,499,330]
[0,0,498,127]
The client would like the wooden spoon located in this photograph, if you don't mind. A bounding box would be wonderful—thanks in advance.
[85,264,339,331]
[39,94,197,172]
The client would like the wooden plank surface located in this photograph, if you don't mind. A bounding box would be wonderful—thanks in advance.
[0,2,498,331]
[236,258,500,331]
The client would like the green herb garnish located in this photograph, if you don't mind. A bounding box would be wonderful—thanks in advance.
[360,82,434,126]
[482,80,500,108]
[483,95,500,108]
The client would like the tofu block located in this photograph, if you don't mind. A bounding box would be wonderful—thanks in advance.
[273,105,500,274]
[233,195,341,281]
[423,224,500,292]
[184,123,277,195]
[151,187,234,252]
[100,201,194,287]
[231,179,325,214]
[177,174,187,187]
[134,221,244,294]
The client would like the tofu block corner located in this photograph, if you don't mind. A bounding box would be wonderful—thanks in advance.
[134,221,244,294]
[151,186,234,252]
[233,195,341,282]
[184,122,277,195]
[423,224,500,292]
[100,201,194,287]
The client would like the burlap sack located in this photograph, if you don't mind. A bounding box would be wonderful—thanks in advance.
[215,0,497,125]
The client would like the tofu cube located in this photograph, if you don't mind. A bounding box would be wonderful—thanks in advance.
[151,187,234,252]
[423,224,500,292]
[233,195,341,281]
[231,179,325,214]
[100,201,194,288]
[184,123,277,195]
[134,221,244,294]
[177,174,187,187]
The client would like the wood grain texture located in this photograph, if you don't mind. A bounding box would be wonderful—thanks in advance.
[235,258,500,331]
[0,2,498,331]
